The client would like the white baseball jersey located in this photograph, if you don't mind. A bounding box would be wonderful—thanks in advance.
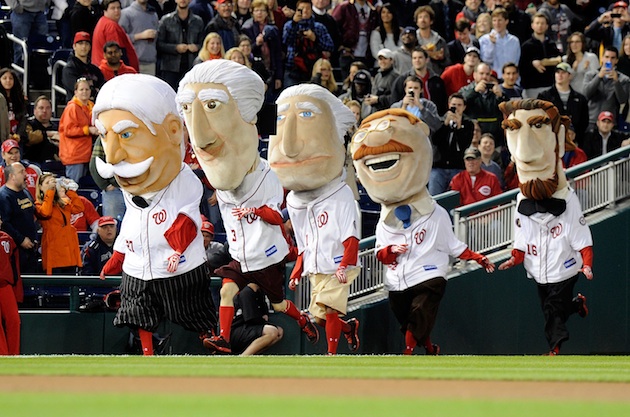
[216,159,289,272]
[376,204,467,291]
[114,164,206,280]
[513,189,593,284]
[287,179,359,276]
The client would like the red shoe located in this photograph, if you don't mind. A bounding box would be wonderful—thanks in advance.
[425,343,440,355]
[203,335,232,354]
[343,318,360,352]
[574,293,589,318]
[300,313,319,344]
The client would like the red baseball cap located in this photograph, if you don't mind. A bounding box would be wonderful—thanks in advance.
[201,221,215,235]
[598,111,614,122]
[613,1,628,9]
[73,31,91,45]
[1,139,19,154]
[98,216,117,227]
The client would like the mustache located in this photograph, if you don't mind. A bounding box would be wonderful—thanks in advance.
[95,157,154,179]
[352,140,414,161]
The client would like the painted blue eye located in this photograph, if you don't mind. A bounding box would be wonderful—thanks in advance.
[121,131,132,139]
[299,111,313,118]
[277,114,286,122]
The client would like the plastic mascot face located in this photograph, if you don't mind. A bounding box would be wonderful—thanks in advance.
[269,95,345,191]
[97,109,183,195]
[505,108,564,185]
[178,82,259,190]
[350,110,431,204]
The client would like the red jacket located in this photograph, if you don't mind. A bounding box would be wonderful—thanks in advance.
[98,58,138,81]
[91,16,139,71]
[0,231,22,302]
[450,168,502,206]
[71,196,101,231]
[59,97,94,165]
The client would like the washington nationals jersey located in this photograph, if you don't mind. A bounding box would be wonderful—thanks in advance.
[513,189,592,284]
[113,164,206,280]
[0,231,18,287]
[376,204,467,291]
[216,159,289,272]
[287,179,359,275]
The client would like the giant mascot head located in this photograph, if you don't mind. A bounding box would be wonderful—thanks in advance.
[269,84,355,191]
[499,99,572,200]
[176,59,264,191]
[93,74,184,196]
[350,109,432,205]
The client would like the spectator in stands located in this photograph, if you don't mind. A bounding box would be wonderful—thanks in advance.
[0,68,27,141]
[441,45,480,96]
[519,12,562,98]
[563,32,599,96]
[237,35,271,90]
[456,0,485,30]
[582,111,625,160]
[429,92,474,195]
[202,217,223,256]
[363,48,399,111]
[62,32,106,103]
[342,61,368,94]
[479,7,520,77]
[0,215,21,355]
[562,124,588,169]
[311,58,339,95]
[538,0,577,52]
[583,46,630,128]
[584,1,630,53]
[235,0,252,27]
[391,75,442,135]
[205,0,241,51]
[151,0,177,20]
[393,26,418,75]
[0,139,41,199]
[19,96,60,169]
[119,0,160,75]
[478,133,504,189]
[194,32,225,65]
[5,0,48,64]
[157,0,205,90]
[500,62,522,99]
[430,0,463,43]
[283,0,334,87]
[92,0,140,71]
[392,47,448,114]
[339,69,373,119]
[59,78,99,182]
[369,3,402,65]
[225,47,250,66]
[460,62,508,147]
[447,18,480,65]
[241,0,284,99]
[538,62,589,148]
[449,146,501,206]
[0,163,39,274]
[81,216,118,275]
[332,0,378,81]
[312,0,341,67]
[617,34,630,77]
[69,0,103,38]
[71,195,101,232]
[475,12,491,39]
[89,137,126,220]
[414,5,451,75]
[0,95,9,142]
[230,284,284,355]
[189,0,215,27]
[35,174,84,275]
[99,41,139,80]
[502,0,532,44]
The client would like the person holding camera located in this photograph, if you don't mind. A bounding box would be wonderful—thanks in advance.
[584,1,630,52]
[282,0,334,87]
[390,75,441,134]
[363,48,399,111]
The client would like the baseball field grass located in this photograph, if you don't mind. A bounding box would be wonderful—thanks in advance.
[0,355,629,417]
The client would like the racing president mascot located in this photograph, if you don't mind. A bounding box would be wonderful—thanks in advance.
[498,99,593,356]
[269,84,361,355]
[96,74,217,355]
[351,108,494,355]
[177,59,318,354]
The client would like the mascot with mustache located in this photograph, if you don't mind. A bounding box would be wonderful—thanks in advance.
[351,108,494,355]
[498,99,593,356]
[96,74,217,355]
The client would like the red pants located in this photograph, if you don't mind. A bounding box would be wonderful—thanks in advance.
[0,285,20,355]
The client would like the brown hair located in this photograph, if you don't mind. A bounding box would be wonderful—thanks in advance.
[360,108,421,127]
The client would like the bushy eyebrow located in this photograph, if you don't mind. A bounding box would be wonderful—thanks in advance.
[295,101,321,113]
[527,115,551,126]
[501,118,522,130]
[198,89,229,103]
[112,120,139,134]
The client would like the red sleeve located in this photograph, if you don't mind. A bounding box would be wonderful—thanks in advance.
[510,249,525,266]
[376,246,398,265]
[11,242,23,303]
[102,250,125,276]
[457,247,485,262]
[82,197,101,227]
[163,213,198,253]
[339,236,359,268]
[579,246,593,268]
[290,253,304,279]
[491,176,502,197]
[254,206,284,225]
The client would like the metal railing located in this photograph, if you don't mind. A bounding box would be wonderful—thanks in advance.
[51,59,67,114]
[7,33,28,96]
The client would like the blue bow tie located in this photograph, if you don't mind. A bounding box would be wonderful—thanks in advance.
[394,205,412,229]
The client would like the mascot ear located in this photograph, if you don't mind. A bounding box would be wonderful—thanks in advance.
[164,114,183,146]
[557,124,565,158]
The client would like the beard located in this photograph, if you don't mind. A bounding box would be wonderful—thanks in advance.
[519,173,559,200]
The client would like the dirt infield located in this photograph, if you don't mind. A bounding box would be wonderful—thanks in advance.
[1,376,628,401]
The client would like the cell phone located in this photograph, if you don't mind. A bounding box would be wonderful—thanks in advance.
[605,61,613,71]
[408,88,414,98]
[612,13,622,18]
[449,106,456,113]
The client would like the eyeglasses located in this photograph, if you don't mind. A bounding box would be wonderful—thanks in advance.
[353,119,391,143]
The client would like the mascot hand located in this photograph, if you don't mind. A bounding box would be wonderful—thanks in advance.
[478,256,495,273]
[391,244,408,254]
[335,266,347,284]
[498,257,515,271]
[289,277,300,291]
[581,266,593,280]
[232,207,255,220]
[167,251,182,273]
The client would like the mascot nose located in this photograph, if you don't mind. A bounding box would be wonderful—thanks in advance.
[189,100,216,147]
[280,112,303,157]
[104,134,127,165]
